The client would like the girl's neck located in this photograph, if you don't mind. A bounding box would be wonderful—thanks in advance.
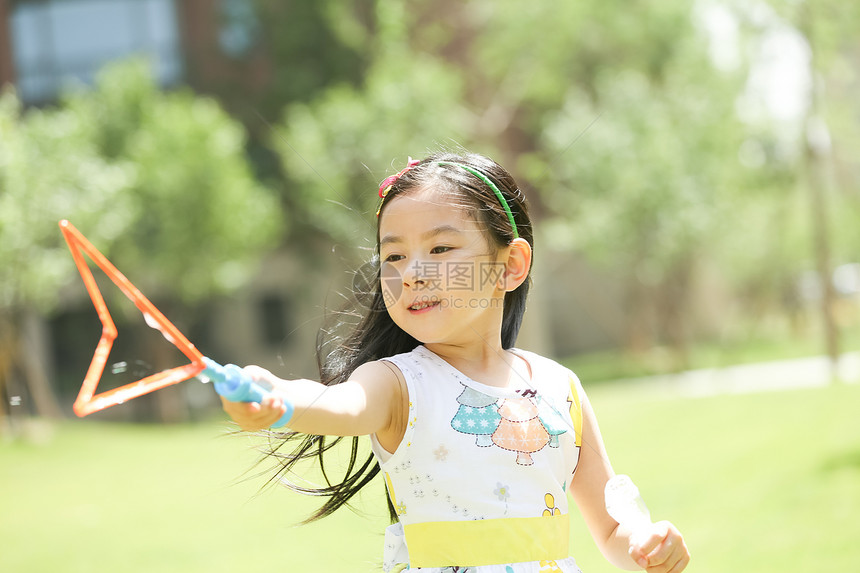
[424,341,528,389]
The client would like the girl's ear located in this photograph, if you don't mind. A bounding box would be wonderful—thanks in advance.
[500,238,532,292]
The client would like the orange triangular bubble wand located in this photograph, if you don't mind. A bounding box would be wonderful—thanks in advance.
[59,220,292,426]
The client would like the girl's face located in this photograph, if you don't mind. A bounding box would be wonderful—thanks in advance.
[378,186,509,346]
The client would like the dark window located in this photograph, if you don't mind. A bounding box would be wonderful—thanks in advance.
[258,294,291,347]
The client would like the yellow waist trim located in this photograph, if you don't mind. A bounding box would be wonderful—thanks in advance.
[404,513,569,567]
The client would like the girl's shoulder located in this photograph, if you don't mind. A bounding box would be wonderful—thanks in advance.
[366,345,430,384]
[512,347,580,380]
[511,347,585,400]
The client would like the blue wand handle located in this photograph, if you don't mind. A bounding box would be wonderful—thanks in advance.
[201,357,293,428]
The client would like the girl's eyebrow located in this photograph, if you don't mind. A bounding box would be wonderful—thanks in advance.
[379,224,463,248]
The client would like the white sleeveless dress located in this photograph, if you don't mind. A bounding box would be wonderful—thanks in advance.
[370,345,586,573]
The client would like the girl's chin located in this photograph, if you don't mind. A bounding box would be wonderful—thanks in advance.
[391,319,446,345]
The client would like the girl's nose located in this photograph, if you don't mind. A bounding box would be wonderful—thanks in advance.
[403,259,427,288]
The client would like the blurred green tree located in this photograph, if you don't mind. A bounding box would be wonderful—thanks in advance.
[0,59,282,424]
[0,89,135,421]
[270,0,751,365]
[536,63,745,364]
[63,59,282,301]
[791,0,860,375]
[264,0,857,369]
[271,2,472,249]
[714,0,860,374]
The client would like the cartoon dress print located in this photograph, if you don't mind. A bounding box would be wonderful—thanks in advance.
[449,383,573,466]
[451,386,502,446]
[492,395,550,466]
[537,394,569,448]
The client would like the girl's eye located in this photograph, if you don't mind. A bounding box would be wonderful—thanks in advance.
[384,254,404,263]
[431,246,452,254]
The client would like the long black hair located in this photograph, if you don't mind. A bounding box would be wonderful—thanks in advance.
[259,151,534,523]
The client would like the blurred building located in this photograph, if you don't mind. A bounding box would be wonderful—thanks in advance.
[0,0,272,106]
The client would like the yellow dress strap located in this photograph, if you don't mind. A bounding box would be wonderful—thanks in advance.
[569,375,582,447]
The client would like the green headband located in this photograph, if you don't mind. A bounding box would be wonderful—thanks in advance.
[435,161,519,239]
[376,159,520,240]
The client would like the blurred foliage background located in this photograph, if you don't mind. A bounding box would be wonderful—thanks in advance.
[2,0,858,415]
[0,0,859,570]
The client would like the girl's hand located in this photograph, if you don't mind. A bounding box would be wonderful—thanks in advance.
[629,521,690,572]
[219,366,289,432]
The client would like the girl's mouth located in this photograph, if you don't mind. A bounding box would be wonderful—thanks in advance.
[408,300,441,313]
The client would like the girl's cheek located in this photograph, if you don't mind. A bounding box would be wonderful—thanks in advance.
[380,262,404,305]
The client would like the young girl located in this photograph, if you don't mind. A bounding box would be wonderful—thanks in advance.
[222,152,690,573]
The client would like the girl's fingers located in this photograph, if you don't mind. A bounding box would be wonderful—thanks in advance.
[220,395,284,431]
[629,523,666,566]
[261,396,288,417]
[646,530,675,565]
[632,521,689,572]
[220,395,258,415]
[648,549,689,573]
[663,552,691,573]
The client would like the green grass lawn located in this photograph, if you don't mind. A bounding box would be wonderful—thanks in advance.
[571,381,860,572]
[2,381,858,572]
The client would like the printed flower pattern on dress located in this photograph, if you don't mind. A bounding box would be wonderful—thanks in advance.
[434,444,450,461]
[494,482,511,515]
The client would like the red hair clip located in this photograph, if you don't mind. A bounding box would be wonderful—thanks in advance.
[378,157,420,199]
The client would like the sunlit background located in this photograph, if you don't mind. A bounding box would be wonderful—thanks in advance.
[1,1,858,572]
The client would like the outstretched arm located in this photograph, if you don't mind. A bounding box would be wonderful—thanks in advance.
[219,360,407,446]
[570,385,690,572]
